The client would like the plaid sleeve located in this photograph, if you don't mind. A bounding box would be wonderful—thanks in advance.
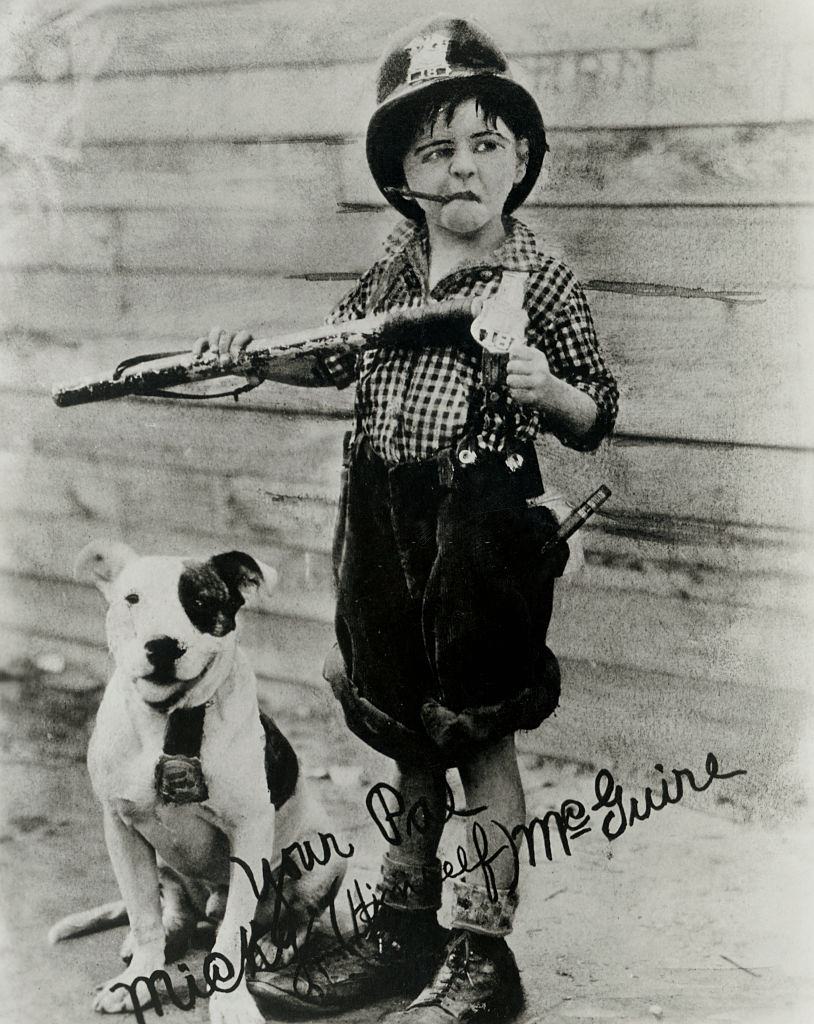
[314,264,385,390]
[527,267,619,452]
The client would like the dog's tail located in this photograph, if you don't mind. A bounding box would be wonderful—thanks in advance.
[48,900,128,944]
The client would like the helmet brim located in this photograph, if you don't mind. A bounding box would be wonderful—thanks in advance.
[366,73,547,221]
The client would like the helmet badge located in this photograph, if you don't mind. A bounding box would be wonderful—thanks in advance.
[406,31,452,85]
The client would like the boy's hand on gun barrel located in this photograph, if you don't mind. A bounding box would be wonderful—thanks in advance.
[192,327,255,370]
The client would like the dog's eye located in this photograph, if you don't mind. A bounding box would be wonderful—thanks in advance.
[125,593,140,606]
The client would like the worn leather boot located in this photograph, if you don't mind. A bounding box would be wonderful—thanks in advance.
[382,880,524,1023]
[249,855,447,1013]
[382,928,524,1023]
[248,903,448,1013]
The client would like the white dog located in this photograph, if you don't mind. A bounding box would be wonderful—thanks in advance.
[63,542,347,1024]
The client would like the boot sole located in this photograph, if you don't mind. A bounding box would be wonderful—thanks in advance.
[248,973,421,1018]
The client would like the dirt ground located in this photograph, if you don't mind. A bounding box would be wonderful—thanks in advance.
[1,665,813,1024]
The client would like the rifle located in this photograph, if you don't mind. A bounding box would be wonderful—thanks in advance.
[51,298,473,408]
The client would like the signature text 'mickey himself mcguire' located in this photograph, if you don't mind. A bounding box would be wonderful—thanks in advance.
[112,751,746,1021]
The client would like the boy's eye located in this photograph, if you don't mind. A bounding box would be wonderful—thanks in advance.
[421,145,454,163]
[474,139,499,153]
[125,593,140,606]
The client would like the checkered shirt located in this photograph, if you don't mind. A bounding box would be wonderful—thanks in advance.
[320,217,618,464]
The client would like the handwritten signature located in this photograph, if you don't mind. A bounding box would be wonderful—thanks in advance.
[111,751,746,1019]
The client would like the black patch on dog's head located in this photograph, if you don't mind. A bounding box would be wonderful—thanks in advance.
[178,552,263,636]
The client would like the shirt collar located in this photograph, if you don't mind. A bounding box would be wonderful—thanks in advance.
[382,216,540,275]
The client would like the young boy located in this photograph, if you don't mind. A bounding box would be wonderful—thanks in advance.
[199,17,617,1023]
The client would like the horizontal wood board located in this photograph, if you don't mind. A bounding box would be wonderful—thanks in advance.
[2,205,811,294]
[4,0,814,84]
[3,127,813,211]
[2,44,812,147]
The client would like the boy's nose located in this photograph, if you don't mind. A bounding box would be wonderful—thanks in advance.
[449,146,476,177]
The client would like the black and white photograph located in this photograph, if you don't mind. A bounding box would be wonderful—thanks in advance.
[1,2,812,1022]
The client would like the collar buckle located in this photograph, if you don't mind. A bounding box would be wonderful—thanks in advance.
[155,753,209,805]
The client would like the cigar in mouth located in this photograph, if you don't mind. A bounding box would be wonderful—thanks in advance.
[384,187,479,204]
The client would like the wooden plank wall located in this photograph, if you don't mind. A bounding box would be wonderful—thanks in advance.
[1,0,812,810]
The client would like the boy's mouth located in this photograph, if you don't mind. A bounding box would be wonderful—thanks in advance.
[385,187,480,205]
[444,190,480,203]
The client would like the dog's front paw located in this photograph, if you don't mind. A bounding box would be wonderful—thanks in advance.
[209,987,265,1024]
[119,929,134,964]
[93,961,166,1015]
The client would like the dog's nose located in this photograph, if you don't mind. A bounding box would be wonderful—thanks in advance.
[144,636,186,666]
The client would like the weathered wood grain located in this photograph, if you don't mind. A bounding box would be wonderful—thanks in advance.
[4,126,812,212]
[0,139,345,213]
[7,0,813,82]
[2,417,812,555]
[530,44,810,130]
[551,575,813,693]
[0,206,117,270]
[688,1,814,50]
[2,43,811,148]
[1,387,348,484]
[538,433,814,534]
[0,0,809,743]
[0,0,704,81]
[2,498,811,619]
[3,204,810,294]
[0,449,230,534]
[0,66,370,147]
[593,289,814,448]
[0,269,339,338]
[0,448,340,551]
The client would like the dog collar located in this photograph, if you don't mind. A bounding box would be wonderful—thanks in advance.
[155,704,209,805]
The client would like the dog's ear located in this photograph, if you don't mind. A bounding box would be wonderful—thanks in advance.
[75,541,138,598]
[208,551,277,608]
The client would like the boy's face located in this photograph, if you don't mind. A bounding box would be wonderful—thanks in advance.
[402,98,528,239]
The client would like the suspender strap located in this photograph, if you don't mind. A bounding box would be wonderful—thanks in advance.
[471,270,529,447]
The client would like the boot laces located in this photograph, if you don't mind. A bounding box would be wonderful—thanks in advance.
[426,931,478,1004]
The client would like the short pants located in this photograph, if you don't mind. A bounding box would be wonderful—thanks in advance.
[325,432,568,766]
